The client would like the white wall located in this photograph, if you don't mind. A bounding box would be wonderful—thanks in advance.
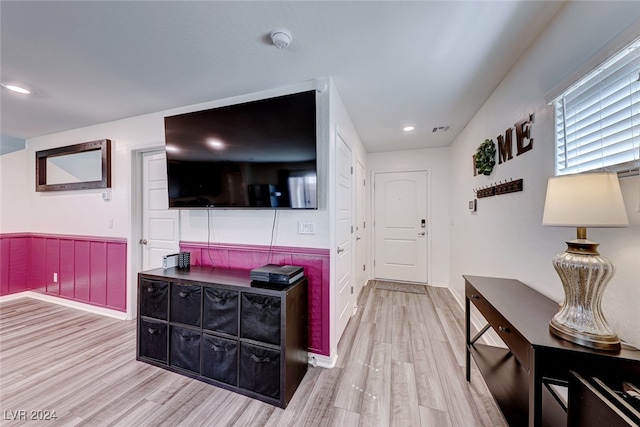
[0,149,30,232]
[449,3,640,347]
[4,80,333,323]
[367,147,450,286]
[23,80,331,248]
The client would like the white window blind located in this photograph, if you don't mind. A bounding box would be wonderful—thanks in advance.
[553,37,640,176]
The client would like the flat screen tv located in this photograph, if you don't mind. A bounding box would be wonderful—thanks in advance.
[164,90,317,209]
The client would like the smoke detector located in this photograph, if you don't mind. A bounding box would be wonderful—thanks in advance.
[270,28,292,49]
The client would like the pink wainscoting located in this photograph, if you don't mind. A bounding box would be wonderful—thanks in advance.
[0,234,31,295]
[180,241,331,356]
[0,233,127,312]
[0,237,8,295]
[106,242,127,310]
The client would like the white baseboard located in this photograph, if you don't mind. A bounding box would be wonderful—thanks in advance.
[308,352,338,369]
[0,291,128,320]
[429,281,449,288]
[0,291,30,302]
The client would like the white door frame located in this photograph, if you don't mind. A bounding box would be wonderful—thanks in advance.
[370,168,432,285]
[354,158,367,298]
[334,130,354,341]
[128,145,165,319]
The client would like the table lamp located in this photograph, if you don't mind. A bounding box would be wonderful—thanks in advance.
[542,172,629,351]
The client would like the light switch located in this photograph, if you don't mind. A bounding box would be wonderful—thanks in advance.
[298,221,316,235]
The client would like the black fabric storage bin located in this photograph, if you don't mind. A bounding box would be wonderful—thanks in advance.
[241,293,281,345]
[170,326,201,373]
[239,342,280,399]
[139,319,167,363]
[170,283,202,326]
[203,288,238,335]
[140,279,168,320]
[202,334,238,385]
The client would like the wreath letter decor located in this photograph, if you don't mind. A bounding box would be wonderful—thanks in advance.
[475,139,496,175]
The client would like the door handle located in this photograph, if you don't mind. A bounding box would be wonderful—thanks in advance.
[140,239,148,245]
[337,247,345,254]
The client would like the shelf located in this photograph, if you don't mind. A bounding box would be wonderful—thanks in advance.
[137,267,308,408]
[471,344,567,427]
[471,344,529,426]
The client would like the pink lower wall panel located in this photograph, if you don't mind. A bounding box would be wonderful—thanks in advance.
[0,238,8,295]
[0,235,31,295]
[59,240,75,299]
[106,242,127,310]
[90,241,107,306]
[31,237,47,293]
[74,240,91,303]
[46,238,60,295]
[180,241,331,356]
[0,233,127,312]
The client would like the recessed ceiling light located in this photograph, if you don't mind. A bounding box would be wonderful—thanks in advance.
[2,83,31,94]
[208,139,225,150]
[403,126,415,132]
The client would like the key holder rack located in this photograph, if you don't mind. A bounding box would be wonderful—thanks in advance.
[473,178,523,199]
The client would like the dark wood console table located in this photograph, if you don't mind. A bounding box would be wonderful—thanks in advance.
[464,275,640,427]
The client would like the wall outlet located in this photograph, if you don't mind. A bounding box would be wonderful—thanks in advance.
[298,221,316,235]
[53,273,58,283]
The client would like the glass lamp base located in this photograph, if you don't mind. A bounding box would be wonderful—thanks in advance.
[549,243,621,352]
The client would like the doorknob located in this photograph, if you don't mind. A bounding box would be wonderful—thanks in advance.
[337,247,345,253]
[140,239,148,245]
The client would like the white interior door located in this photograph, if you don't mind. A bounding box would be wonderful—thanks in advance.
[354,159,367,298]
[335,134,353,341]
[373,171,428,283]
[142,151,179,270]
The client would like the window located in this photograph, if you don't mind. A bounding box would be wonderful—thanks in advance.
[552,37,639,176]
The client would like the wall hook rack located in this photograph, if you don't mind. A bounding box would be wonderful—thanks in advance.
[475,178,524,198]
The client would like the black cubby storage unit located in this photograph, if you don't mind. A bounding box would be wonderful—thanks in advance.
[136,266,308,408]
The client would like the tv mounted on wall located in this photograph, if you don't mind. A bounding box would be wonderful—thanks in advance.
[164,90,317,209]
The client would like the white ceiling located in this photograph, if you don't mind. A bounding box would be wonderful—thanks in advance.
[0,1,565,153]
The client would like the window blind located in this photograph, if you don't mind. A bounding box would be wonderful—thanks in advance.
[553,38,640,176]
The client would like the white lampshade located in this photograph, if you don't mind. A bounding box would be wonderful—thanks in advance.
[542,172,629,227]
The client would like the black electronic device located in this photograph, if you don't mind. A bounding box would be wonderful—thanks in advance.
[162,252,190,269]
[164,90,317,209]
[250,264,304,285]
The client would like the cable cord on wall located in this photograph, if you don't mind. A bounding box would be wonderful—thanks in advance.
[207,210,215,268]
[268,210,278,264]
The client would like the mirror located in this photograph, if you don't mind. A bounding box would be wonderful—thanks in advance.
[36,139,111,192]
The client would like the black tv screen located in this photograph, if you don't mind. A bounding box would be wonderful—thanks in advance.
[164,90,317,209]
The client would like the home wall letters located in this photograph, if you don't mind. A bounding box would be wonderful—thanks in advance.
[497,113,534,164]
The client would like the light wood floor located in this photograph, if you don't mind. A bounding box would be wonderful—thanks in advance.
[0,281,506,426]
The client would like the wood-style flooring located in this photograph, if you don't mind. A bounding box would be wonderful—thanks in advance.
[0,281,506,426]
